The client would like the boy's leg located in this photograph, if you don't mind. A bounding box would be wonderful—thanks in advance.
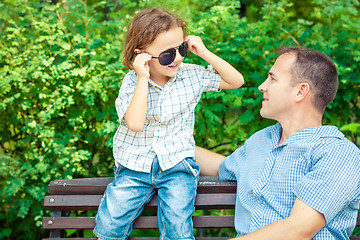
[93,164,156,240]
[156,157,200,240]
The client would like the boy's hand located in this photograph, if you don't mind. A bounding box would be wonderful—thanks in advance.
[185,35,244,90]
[133,53,152,80]
[185,35,210,58]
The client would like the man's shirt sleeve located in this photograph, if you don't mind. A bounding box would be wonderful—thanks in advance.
[293,141,360,223]
[219,144,246,181]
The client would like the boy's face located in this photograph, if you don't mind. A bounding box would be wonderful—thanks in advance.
[144,27,185,83]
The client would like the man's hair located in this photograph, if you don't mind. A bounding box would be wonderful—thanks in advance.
[276,46,338,113]
[123,8,187,70]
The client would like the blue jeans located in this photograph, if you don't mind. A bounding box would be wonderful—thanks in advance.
[93,156,200,240]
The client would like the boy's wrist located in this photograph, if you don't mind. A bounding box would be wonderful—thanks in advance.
[137,76,149,83]
[199,49,214,62]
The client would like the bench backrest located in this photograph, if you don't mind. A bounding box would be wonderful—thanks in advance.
[42,176,360,240]
[43,176,237,240]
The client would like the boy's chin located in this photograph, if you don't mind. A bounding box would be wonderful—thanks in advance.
[167,70,178,78]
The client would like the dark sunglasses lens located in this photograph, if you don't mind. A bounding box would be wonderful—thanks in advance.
[179,41,188,57]
[157,42,188,66]
[158,49,176,66]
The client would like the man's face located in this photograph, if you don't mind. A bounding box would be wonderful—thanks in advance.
[258,53,299,121]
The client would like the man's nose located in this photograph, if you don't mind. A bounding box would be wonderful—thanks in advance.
[258,81,267,92]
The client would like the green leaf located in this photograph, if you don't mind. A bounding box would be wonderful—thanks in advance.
[340,123,360,134]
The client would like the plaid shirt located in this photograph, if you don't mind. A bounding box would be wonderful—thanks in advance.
[219,123,360,239]
[113,63,221,173]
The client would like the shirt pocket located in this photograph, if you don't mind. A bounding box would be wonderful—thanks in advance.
[162,82,200,121]
[271,152,310,198]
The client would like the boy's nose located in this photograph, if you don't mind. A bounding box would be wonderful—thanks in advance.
[174,49,183,62]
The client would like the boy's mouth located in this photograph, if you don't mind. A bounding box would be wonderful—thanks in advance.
[168,64,178,69]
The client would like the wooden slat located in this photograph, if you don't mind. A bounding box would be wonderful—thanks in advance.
[48,176,236,195]
[44,193,236,211]
[43,215,234,230]
[44,195,102,211]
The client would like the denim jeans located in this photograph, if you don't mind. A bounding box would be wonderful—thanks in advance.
[93,156,200,240]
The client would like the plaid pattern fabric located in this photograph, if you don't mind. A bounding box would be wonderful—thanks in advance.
[113,63,221,173]
[219,123,360,239]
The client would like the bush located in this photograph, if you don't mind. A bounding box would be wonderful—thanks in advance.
[0,0,359,239]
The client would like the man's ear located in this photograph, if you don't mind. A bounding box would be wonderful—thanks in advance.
[295,82,311,103]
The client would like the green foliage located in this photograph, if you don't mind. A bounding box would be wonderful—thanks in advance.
[0,0,127,238]
[0,0,359,239]
[191,0,360,155]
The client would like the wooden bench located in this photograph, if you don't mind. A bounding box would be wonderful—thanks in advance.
[42,176,360,240]
[42,176,237,239]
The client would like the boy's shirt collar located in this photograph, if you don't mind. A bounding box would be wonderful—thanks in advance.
[148,64,184,90]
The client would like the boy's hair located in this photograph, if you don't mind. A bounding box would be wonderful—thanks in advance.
[123,8,187,70]
[276,46,338,113]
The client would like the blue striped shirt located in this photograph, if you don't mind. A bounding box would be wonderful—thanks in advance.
[113,63,221,173]
[219,123,360,239]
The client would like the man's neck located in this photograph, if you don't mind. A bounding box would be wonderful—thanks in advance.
[278,111,323,145]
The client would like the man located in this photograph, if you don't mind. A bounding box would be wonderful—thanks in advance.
[196,46,360,240]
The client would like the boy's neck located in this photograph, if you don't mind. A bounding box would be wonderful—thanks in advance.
[150,74,170,88]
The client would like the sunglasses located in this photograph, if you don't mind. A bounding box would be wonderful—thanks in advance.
[151,41,188,66]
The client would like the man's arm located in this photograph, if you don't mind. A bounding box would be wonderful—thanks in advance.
[195,146,225,176]
[231,197,326,240]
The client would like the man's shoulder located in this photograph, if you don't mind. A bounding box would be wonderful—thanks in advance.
[316,125,358,149]
[307,126,360,163]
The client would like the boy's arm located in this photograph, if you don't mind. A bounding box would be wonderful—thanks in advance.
[124,53,152,132]
[124,76,148,132]
[185,35,244,90]
[231,197,326,240]
[195,146,225,176]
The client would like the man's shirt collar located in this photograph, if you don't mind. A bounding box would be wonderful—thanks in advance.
[272,122,344,147]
